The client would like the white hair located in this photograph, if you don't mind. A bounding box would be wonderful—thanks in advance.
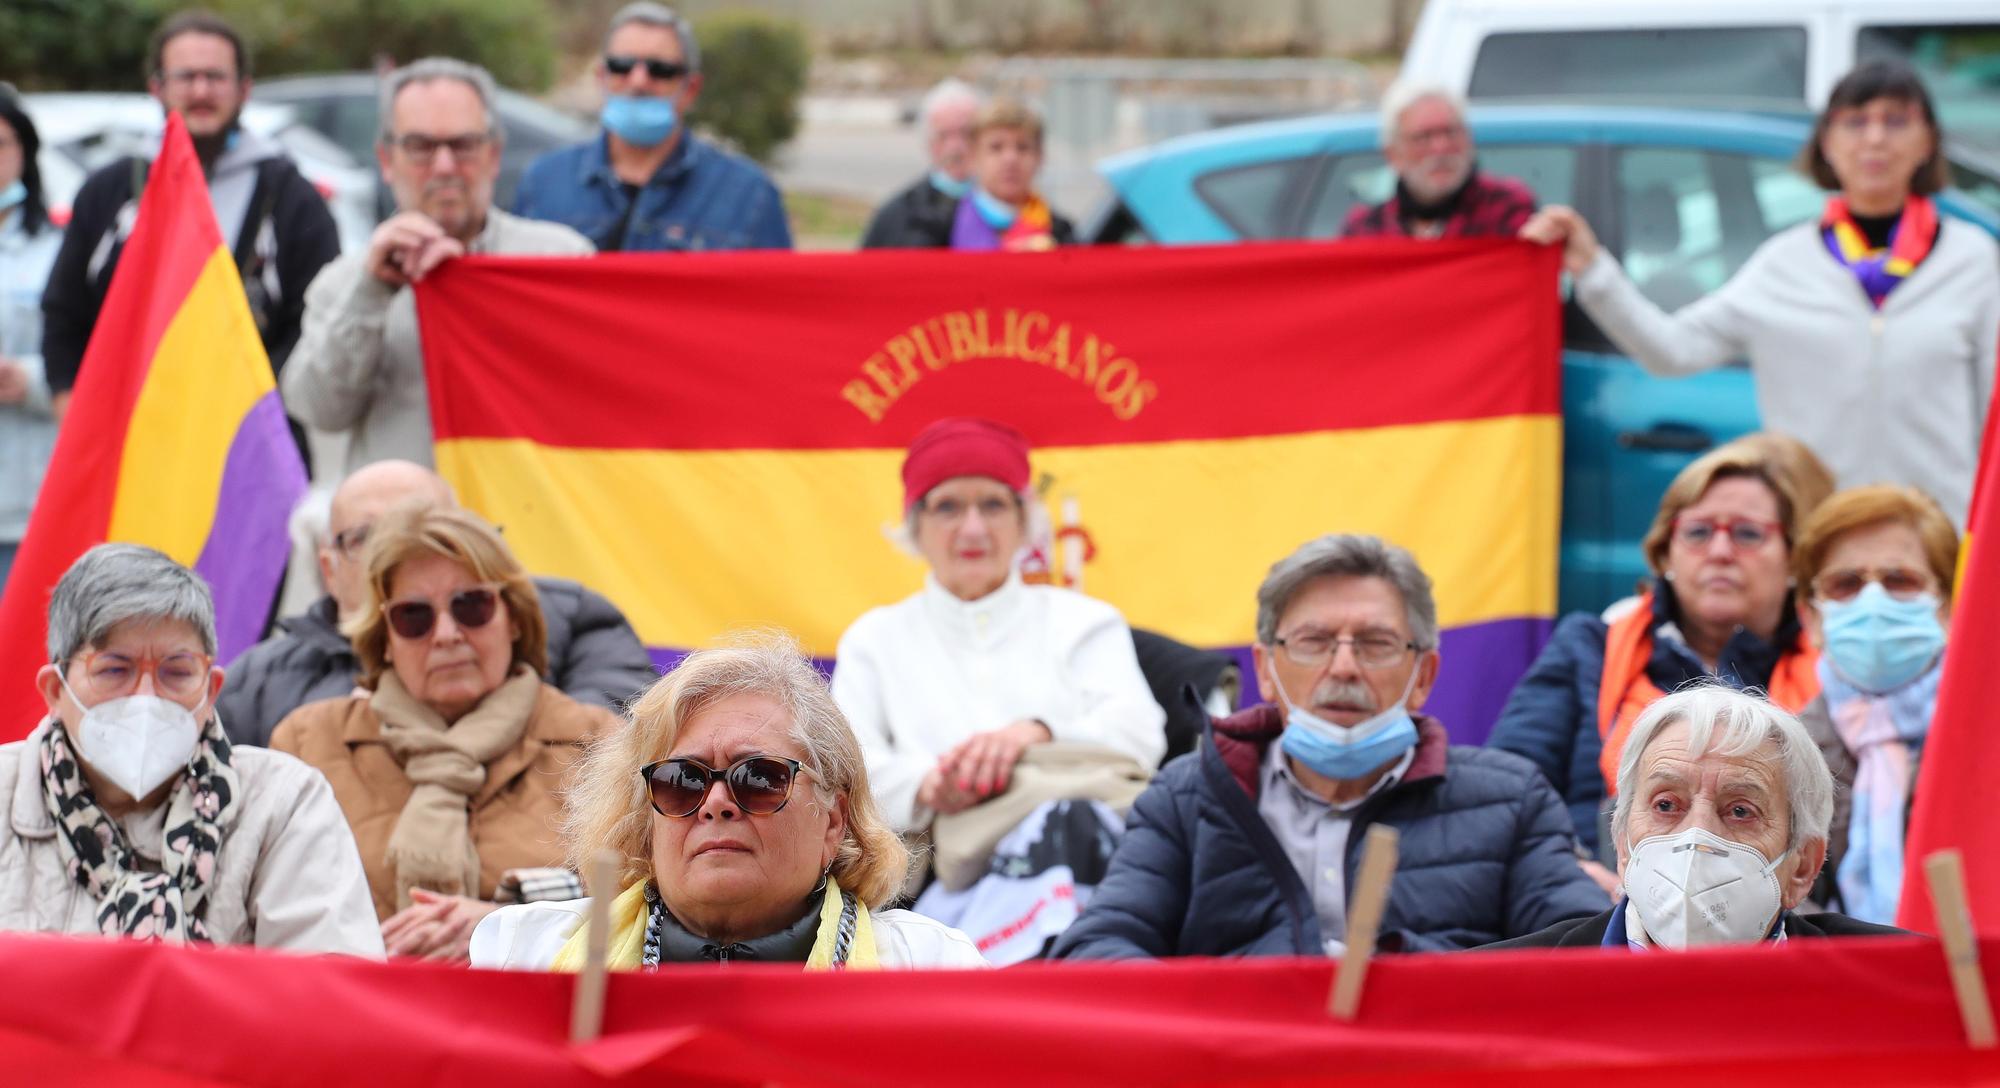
[1610,685,1834,852]
[920,78,982,134]
[1378,80,1465,148]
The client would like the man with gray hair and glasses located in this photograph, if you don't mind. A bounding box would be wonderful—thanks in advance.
[1341,81,1535,240]
[284,57,592,475]
[1056,533,1607,959]
[513,2,790,252]
[860,78,981,248]
[1488,685,1905,949]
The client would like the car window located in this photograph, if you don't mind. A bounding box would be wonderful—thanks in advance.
[1613,148,1731,311]
[1746,156,1824,235]
[1300,144,1576,239]
[1469,28,1808,102]
[1192,156,1312,239]
[323,92,385,167]
[1948,154,2000,220]
[1857,24,2000,155]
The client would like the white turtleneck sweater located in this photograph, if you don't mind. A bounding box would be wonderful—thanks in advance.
[830,572,1167,831]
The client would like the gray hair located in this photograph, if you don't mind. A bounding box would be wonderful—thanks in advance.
[45,544,217,665]
[920,78,981,132]
[1255,534,1439,651]
[378,57,505,144]
[1378,80,1465,148]
[1609,685,1834,852]
[604,2,700,74]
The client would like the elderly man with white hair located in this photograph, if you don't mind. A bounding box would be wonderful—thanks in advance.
[1488,685,1906,949]
[859,79,982,248]
[1341,82,1536,240]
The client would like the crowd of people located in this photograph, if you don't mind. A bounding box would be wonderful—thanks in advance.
[0,1,1992,979]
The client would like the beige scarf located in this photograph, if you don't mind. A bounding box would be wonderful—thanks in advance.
[372,665,541,910]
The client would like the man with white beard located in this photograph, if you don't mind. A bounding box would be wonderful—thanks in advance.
[1341,82,1537,240]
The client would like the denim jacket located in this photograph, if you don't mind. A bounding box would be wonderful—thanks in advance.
[0,212,61,542]
[512,132,792,253]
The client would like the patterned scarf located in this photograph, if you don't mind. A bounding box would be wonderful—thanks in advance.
[1822,656,1942,925]
[1820,194,1938,308]
[38,715,240,942]
[949,190,1057,252]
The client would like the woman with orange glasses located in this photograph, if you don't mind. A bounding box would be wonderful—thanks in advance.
[1793,484,1958,924]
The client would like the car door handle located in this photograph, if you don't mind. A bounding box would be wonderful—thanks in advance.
[1617,424,1713,453]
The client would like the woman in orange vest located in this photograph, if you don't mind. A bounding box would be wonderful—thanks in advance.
[1488,434,1831,879]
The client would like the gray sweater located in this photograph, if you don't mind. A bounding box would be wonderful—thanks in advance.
[283,208,592,474]
[1575,217,2000,524]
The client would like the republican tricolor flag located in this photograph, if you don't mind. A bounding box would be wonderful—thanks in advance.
[0,113,305,738]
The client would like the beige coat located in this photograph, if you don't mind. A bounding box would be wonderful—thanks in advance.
[270,683,614,920]
[0,721,384,956]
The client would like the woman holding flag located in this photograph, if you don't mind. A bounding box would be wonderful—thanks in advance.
[1520,61,2000,526]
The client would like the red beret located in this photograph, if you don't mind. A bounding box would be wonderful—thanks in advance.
[902,418,1031,510]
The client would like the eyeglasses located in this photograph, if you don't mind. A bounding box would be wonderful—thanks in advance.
[640,755,809,818]
[331,523,371,560]
[390,132,493,162]
[919,495,1019,524]
[1271,631,1416,669]
[1671,516,1783,551]
[381,585,502,640]
[1813,565,1936,602]
[159,68,237,90]
[66,650,213,702]
[1399,123,1467,148]
[1832,108,1920,138]
[605,55,690,81]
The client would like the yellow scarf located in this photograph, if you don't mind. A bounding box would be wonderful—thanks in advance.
[550,878,879,971]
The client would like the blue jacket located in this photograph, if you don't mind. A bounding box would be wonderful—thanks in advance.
[1052,705,1609,959]
[513,133,791,253]
[1486,582,1805,857]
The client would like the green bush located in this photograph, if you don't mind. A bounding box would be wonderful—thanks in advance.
[0,0,169,90]
[692,10,809,164]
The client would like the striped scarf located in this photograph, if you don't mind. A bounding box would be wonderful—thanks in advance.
[1823,657,1941,924]
[1820,194,1937,308]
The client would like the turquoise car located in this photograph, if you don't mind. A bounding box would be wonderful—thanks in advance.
[1087,105,2000,614]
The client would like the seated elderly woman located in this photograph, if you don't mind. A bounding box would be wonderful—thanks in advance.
[470,637,985,968]
[1793,485,1958,924]
[1488,433,1830,872]
[0,544,380,954]
[1489,685,1905,948]
[272,504,619,959]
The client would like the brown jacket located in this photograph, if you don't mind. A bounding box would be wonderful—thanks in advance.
[269,682,616,920]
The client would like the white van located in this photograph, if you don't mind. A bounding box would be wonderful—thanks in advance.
[1403,0,2000,149]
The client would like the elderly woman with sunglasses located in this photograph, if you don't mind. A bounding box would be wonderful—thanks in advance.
[1489,435,1830,880]
[471,637,986,969]
[1790,485,1958,925]
[271,504,619,960]
[0,544,380,954]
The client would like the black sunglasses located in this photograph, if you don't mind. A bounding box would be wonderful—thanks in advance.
[641,755,807,818]
[382,585,501,640]
[605,54,689,81]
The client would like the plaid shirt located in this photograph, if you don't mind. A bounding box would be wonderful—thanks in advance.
[1341,173,1537,240]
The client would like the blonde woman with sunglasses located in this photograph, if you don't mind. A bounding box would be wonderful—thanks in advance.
[271,504,618,960]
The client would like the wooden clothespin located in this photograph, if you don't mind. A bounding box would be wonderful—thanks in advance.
[569,850,619,1045]
[1925,849,1997,1049]
[1329,824,1400,1021]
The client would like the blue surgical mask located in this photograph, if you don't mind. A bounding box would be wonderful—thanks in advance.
[601,95,679,148]
[0,180,24,213]
[1272,666,1420,781]
[1820,582,1946,694]
[970,186,1018,229]
[930,170,970,199]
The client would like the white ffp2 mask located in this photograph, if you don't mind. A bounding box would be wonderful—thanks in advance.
[59,672,203,800]
[1623,827,1787,948]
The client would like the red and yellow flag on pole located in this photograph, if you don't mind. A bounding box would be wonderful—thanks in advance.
[0,113,304,738]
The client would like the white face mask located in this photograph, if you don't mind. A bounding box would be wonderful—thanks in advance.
[1623,827,1787,948]
[58,671,204,800]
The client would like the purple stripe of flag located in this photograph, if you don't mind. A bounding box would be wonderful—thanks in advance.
[194,390,306,665]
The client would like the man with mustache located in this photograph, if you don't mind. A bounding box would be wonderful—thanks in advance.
[284,58,592,475]
[1055,534,1607,958]
[1342,82,1536,240]
[40,10,341,439]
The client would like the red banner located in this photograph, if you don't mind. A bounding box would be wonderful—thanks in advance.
[1,933,1992,1085]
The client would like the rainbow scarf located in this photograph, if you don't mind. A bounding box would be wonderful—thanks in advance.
[1821,194,1937,308]
[950,191,1057,252]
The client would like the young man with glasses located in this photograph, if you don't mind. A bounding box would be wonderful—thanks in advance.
[217,459,652,748]
[282,58,593,476]
[512,2,791,253]
[1055,534,1608,960]
[39,10,341,444]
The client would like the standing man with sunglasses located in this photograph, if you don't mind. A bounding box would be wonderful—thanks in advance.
[283,58,592,476]
[512,2,791,253]
[1055,534,1607,961]
[40,10,341,436]
[217,459,653,748]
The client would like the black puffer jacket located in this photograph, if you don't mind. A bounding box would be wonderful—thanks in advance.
[217,577,654,747]
[1053,705,1609,958]
[859,176,959,249]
